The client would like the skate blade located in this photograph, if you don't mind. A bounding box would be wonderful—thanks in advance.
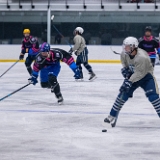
[89,76,97,81]
[58,101,64,105]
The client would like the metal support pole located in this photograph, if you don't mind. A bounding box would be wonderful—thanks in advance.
[47,6,51,44]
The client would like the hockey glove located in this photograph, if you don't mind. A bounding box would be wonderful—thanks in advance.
[68,48,73,55]
[120,80,132,93]
[28,72,38,85]
[19,53,24,60]
[121,67,133,79]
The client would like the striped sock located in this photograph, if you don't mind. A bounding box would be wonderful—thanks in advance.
[110,96,126,117]
[151,98,160,117]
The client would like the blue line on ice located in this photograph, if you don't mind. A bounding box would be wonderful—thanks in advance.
[0,109,157,116]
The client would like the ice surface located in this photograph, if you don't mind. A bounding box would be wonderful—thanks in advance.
[0,62,160,160]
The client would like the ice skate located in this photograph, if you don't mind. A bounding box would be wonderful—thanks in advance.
[57,95,64,105]
[89,72,96,81]
[104,115,117,127]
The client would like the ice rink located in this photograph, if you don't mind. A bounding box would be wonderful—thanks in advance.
[0,62,160,160]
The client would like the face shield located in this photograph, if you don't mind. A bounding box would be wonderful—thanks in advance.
[24,33,30,39]
[36,52,49,65]
[41,51,49,58]
[73,29,77,36]
[123,44,134,55]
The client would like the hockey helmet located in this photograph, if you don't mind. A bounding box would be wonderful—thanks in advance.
[145,26,152,32]
[23,29,30,34]
[123,37,138,55]
[73,27,84,35]
[40,42,50,52]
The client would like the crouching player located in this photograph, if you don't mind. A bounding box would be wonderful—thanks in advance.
[104,37,160,127]
[28,42,80,104]
[40,47,81,88]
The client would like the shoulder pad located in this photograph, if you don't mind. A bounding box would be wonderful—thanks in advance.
[35,54,45,64]
[30,37,37,44]
[152,36,159,42]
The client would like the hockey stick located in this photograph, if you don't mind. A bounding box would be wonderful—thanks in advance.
[0,83,31,101]
[110,46,121,55]
[51,15,72,48]
[0,60,20,78]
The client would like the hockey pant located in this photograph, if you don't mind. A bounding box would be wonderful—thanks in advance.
[76,47,93,78]
[40,62,61,88]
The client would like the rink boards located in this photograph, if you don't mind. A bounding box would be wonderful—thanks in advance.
[0,45,121,63]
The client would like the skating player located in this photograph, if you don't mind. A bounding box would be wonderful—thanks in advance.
[28,42,80,104]
[40,47,81,88]
[69,27,96,80]
[104,37,160,127]
[138,26,160,67]
[19,29,39,75]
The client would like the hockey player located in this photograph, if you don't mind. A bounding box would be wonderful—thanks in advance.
[138,26,160,67]
[69,27,96,80]
[28,42,80,104]
[104,37,160,127]
[40,47,81,88]
[19,29,39,75]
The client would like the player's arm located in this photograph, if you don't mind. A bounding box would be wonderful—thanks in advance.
[19,40,26,60]
[120,53,133,79]
[129,57,148,83]
[120,52,128,68]
[69,36,81,55]
[28,55,44,85]
[153,37,160,57]
[138,37,144,50]
[72,36,81,51]
[53,48,80,79]
[29,37,40,55]
[28,62,39,85]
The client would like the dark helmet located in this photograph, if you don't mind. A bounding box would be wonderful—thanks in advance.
[145,26,152,32]
[40,42,50,52]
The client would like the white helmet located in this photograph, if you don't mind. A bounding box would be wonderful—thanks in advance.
[123,37,138,55]
[74,27,84,35]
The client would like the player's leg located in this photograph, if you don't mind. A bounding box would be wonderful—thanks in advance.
[40,67,50,88]
[25,55,34,75]
[150,58,156,67]
[82,48,96,80]
[104,82,138,127]
[141,74,160,117]
[48,63,63,104]
[76,55,83,79]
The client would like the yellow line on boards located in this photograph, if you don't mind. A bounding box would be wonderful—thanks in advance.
[88,60,121,63]
[0,60,25,62]
[0,59,121,63]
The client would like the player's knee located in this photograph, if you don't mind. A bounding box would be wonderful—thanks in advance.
[25,60,31,67]
[83,62,88,67]
[48,74,58,86]
[40,82,50,88]
[146,92,159,102]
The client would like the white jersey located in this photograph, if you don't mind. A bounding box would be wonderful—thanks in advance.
[72,35,86,54]
[121,48,153,83]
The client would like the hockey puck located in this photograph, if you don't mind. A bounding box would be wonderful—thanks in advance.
[102,129,107,132]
